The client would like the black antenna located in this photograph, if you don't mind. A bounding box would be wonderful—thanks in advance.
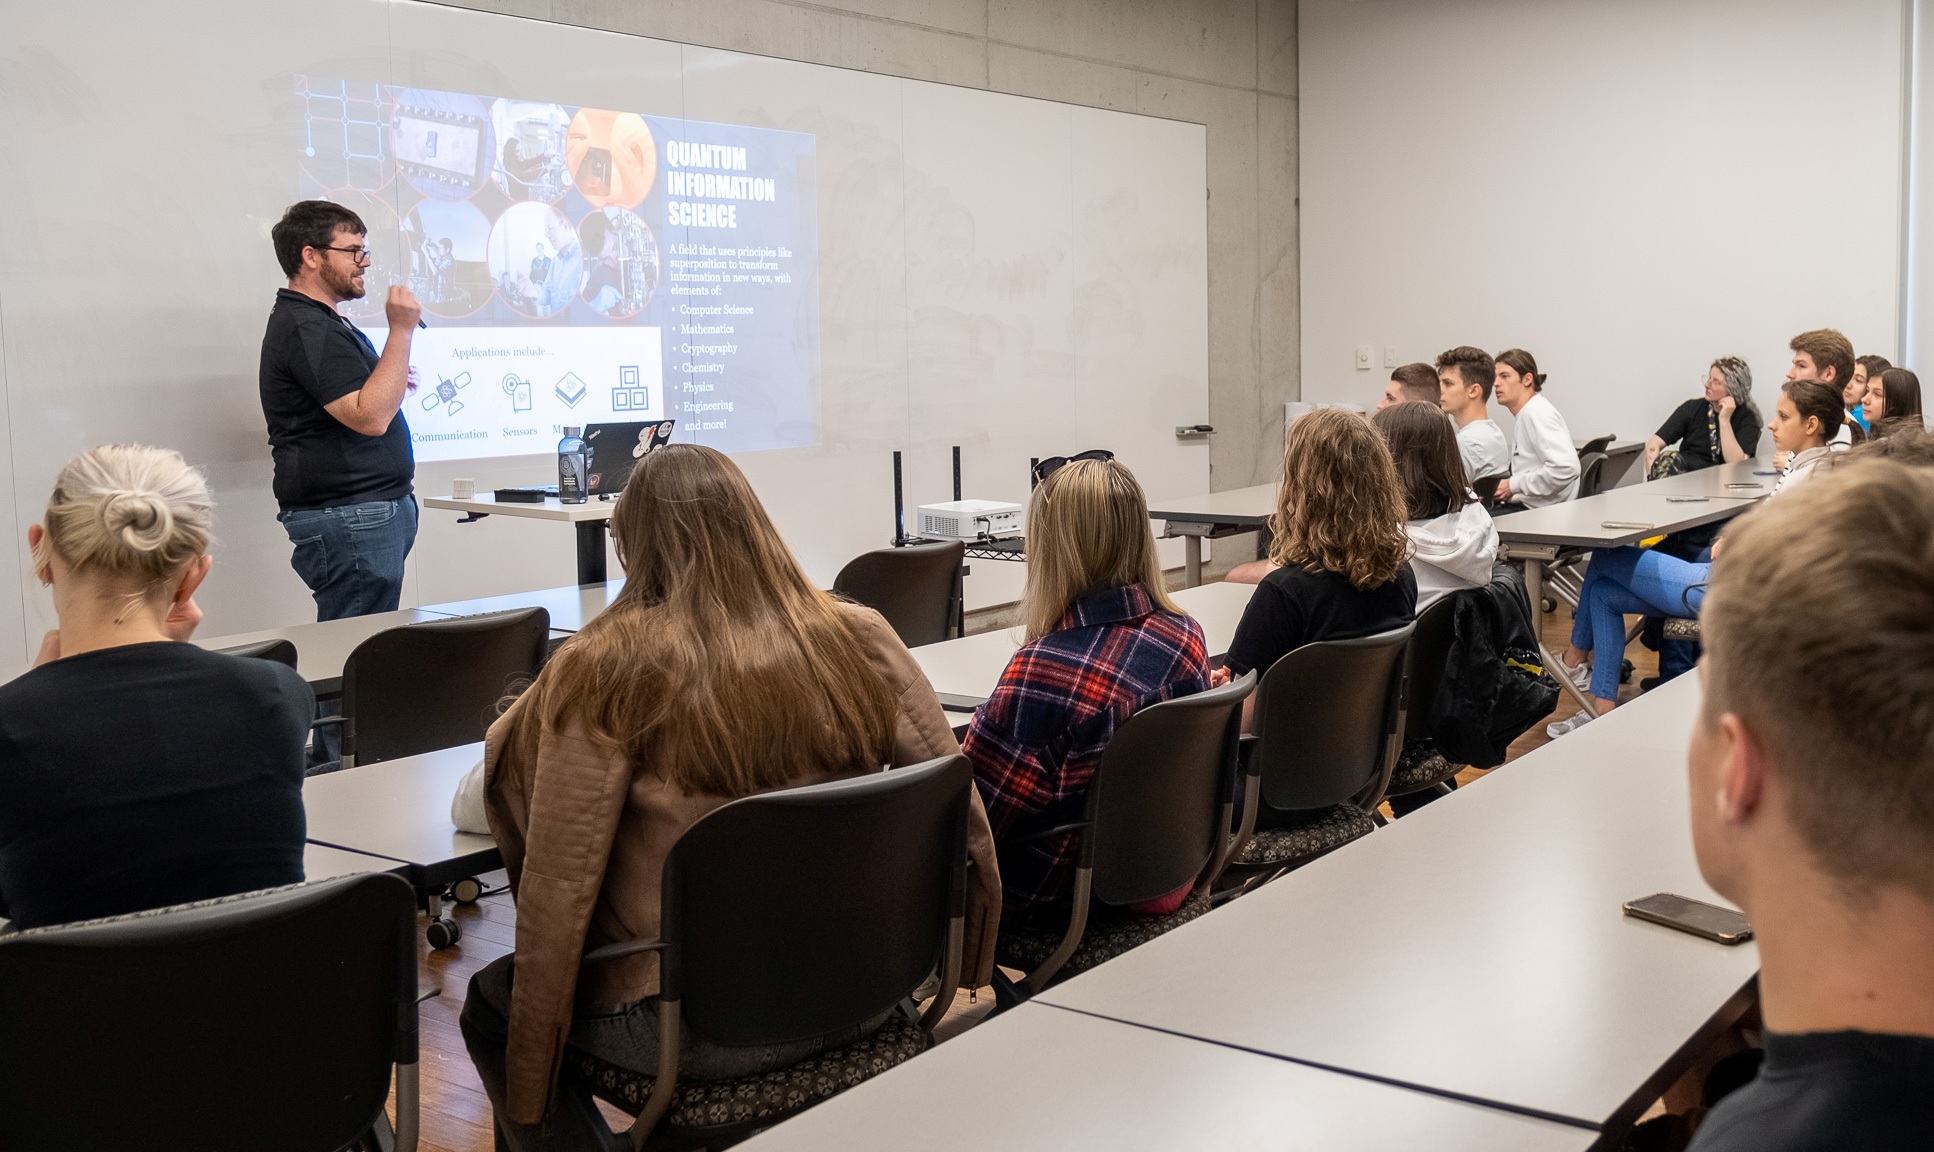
[892,450,907,546]
[952,445,962,502]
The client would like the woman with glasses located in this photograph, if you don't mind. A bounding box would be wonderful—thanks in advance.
[1643,356,1760,478]
[964,456,1209,926]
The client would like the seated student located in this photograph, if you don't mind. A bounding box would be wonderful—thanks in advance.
[1213,408,1417,732]
[1848,353,1890,433]
[1680,460,1934,1151]
[1435,345,1510,483]
[1548,381,1867,736]
[1644,356,1761,476]
[1370,401,1499,610]
[1377,361,1442,411]
[459,444,1002,1143]
[1866,366,1925,437]
[964,458,1207,923]
[1490,348,1579,508]
[1784,328,1858,455]
[0,446,310,930]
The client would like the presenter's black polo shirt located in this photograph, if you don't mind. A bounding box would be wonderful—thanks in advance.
[259,288,414,510]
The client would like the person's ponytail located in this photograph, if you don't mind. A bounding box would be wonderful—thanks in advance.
[37,445,212,589]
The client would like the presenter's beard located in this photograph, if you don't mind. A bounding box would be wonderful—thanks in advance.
[322,263,367,302]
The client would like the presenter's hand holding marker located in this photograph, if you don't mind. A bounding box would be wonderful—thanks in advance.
[386,285,424,393]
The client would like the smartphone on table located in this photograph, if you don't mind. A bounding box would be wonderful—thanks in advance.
[1623,892,1752,944]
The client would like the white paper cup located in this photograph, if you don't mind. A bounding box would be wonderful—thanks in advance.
[451,478,476,500]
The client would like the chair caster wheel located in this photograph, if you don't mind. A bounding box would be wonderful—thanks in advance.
[1541,597,1556,614]
[450,877,482,904]
[427,918,462,950]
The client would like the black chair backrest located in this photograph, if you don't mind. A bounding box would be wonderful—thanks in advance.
[0,872,417,1152]
[1577,450,1609,498]
[1472,474,1505,505]
[1577,434,1615,457]
[1087,673,1254,906]
[1252,624,1415,812]
[343,607,549,765]
[833,540,964,647]
[216,637,299,668]
[1404,596,1459,731]
[663,755,971,1047]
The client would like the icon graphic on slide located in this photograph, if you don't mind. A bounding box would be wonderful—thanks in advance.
[555,372,587,408]
[612,386,650,411]
[502,374,533,413]
[422,371,472,415]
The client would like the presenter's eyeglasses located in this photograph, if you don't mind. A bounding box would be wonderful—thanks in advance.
[319,244,373,266]
[1031,449,1114,486]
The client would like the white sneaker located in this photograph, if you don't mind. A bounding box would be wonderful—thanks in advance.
[1556,656,1592,693]
[1546,709,1597,739]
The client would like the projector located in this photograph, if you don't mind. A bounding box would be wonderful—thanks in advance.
[918,499,1023,540]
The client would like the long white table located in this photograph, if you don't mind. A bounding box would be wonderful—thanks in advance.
[421,580,625,633]
[303,842,406,881]
[909,580,1257,710]
[1036,675,1757,1136]
[194,608,450,695]
[423,493,616,584]
[1145,484,1276,587]
[740,1003,1594,1151]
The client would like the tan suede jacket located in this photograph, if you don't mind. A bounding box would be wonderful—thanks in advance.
[484,603,1000,1124]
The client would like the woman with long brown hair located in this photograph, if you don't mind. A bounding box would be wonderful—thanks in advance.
[1215,408,1416,728]
[1370,401,1499,610]
[458,444,1000,1146]
[964,457,1208,923]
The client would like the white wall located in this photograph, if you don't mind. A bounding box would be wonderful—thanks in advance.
[0,0,1210,655]
[1299,0,1906,443]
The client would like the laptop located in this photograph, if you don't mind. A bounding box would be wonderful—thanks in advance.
[584,420,676,495]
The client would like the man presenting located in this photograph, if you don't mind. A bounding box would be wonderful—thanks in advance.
[260,200,421,621]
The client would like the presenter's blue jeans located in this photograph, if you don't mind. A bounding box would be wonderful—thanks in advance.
[1569,546,1709,702]
[278,496,418,621]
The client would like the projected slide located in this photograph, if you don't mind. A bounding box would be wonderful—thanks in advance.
[296,79,819,462]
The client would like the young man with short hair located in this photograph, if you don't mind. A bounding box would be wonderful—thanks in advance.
[1435,346,1509,483]
[1684,459,1934,1150]
[1378,362,1441,411]
[1787,329,1857,452]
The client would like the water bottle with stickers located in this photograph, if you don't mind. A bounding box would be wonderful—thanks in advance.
[558,426,588,504]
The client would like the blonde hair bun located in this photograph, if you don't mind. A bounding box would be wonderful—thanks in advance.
[39,445,212,586]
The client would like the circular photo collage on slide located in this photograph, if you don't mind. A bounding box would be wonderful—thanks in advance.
[567,109,656,208]
[488,201,584,319]
[403,200,493,319]
[578,206,661,317]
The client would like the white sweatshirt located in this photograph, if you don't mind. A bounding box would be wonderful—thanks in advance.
[1455,418,1510,482]
[1407,499,1501,610]
[1508,393,1580,507]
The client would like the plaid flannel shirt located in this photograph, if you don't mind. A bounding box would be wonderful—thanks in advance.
[962,583,1208,913]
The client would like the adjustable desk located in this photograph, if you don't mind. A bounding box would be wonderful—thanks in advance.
[304,743,499,938]
[303,842,406,881]
[1145,484,1276,588]
[1037,676,1758,1139]
[1494,460,1767,710]
[422,494,616,585]
[909,580,1257,711]
[739,1003,1592,1151]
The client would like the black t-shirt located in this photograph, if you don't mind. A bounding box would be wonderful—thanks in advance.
[259,288,414,510]
[0,643,312,929]
[1224,564,1418,678]
[1655,398,1761,471]
[1689,1031,1934,1151]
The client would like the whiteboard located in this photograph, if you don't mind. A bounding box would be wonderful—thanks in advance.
[0,0,1209,651]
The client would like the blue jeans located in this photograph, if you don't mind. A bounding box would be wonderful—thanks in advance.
[277,496,418,621]
[1569,547,1709,703]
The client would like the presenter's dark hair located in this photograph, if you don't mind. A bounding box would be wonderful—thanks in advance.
[271,200,367,277]
[1435,346,1496,400]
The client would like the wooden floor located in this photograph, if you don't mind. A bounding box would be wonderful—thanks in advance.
[393,601,1661,1149]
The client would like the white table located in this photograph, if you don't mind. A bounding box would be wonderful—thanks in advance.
[1493,460,1768,710]
[1145,483,1277,587]
[304,743,499,932]
[422,579,626,633]
[423,494,617,584]
[1037,676,1758,1136]
[195,608,449,695]
[910,580,1257,709]
[739,1003,1594,1151]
